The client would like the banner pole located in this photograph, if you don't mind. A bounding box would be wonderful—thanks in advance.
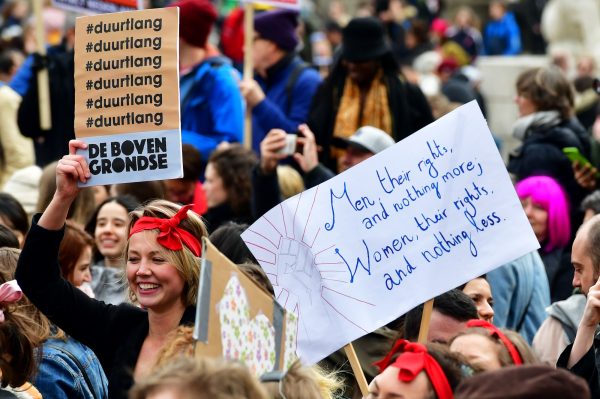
[418,299,435,344]
[242,3,254,149]
[33,0,51,130]
[344,343,369,397]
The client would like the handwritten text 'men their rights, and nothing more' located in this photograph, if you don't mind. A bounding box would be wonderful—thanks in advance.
[325,139,503,291]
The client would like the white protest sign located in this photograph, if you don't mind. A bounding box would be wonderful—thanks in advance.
[73,8,182,186]
[242,101,539,364]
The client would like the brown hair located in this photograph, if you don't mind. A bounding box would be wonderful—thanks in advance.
[262,360,343,399]
[516,67,574,120]
[207,144,257,216]
[0,308,37,387]
[450,327,538,367]
[128,200,208,306]
[0,248,65,345]
[129,356,269,399]
[59,221,94,283]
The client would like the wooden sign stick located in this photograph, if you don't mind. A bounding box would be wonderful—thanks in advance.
[344,343,369,397]
[242,3,254,149]
[418,299,435,344]
[33,0,51,130]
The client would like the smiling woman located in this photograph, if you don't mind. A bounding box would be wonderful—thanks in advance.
[15,140,209,399]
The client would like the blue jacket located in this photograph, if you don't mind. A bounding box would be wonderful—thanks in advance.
[180,56,244,162]
[35,336,108,399]
[252,54,321,151]
[483,12,521,55]
[487,251,550,343]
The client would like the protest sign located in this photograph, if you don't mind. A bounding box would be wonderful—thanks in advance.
[194,238,298,376]
[242,101,539,364]
[53,0,141,16]
[74,7,181,186]
[240,0,300,10]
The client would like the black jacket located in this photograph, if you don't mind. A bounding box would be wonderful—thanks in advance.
[307,65,433,171]
[15,216,196,399]
[508,118,591,222]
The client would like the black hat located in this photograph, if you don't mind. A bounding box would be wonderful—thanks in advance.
[341,17,391,62]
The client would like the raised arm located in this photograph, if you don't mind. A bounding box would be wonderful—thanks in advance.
[38,140,90,230]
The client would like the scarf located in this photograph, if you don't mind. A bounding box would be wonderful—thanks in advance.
[512,110,561,141]
[333,69,393,142]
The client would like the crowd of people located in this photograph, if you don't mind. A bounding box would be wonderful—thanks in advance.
[0,0,600,398]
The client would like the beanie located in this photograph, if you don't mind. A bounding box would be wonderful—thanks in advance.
[254,9,299,52]
[170,0,217,48]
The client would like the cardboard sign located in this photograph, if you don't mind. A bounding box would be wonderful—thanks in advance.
[242,101,539,364]
[53,0,141,15]
[193,238,298,376]
[74,8,182,186]
[241,0,300,10]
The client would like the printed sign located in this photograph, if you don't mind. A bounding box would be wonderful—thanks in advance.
[242,101,539,364]
[53,0,141,15]
[74,7,181,186]
[194,238,298,376]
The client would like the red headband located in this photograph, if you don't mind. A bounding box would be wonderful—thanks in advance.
[374,340,454,399]
[466,319,523,365]
[129,204,202,257]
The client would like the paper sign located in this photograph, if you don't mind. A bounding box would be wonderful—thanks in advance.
[74,8,182,186]
[53,0,141,15]
[241,0,300,10]
[242,101,539,365]
[194,238,298,375]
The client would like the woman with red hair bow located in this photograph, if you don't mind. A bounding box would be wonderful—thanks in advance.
[367,340,465,399]
[449,319,538,372]
[15,140,209,399]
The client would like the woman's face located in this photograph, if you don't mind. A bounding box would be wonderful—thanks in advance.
[450,334,502,371]
[367,366,431,399]
[515,93,537,117]
[71,245,92,287]
[126,230,186,312]
[95,201,130,265]
[204,163,228,208]
[462,278,494,323]
[521,196,549,243]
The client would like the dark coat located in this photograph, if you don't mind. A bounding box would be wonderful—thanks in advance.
[508,118,591,222]
[307,63,433,171]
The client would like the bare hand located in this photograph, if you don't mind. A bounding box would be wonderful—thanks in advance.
[239,79,266,108]
[260,129,287,174]
[56,140,90,201]
[573,160,598,191]
[581,276,600,328]
[294,124,319,173]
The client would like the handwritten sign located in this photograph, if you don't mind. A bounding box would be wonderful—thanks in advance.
[74,8,182,186]
[242,101,539,364]
[194,238,298,376]
[241,0,300,10]
[53,0,141,15]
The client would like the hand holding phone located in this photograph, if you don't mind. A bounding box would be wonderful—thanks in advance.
[563,147,593,167]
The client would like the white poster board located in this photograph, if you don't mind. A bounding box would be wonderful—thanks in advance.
[242,101,539,364]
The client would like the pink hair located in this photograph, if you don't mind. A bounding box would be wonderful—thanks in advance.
[515,176,571,252]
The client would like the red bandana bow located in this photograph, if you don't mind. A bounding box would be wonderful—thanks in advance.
[129,204,202,257]
[374,339,454,399]
[466,319,523,365]
[0,280,23,323]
